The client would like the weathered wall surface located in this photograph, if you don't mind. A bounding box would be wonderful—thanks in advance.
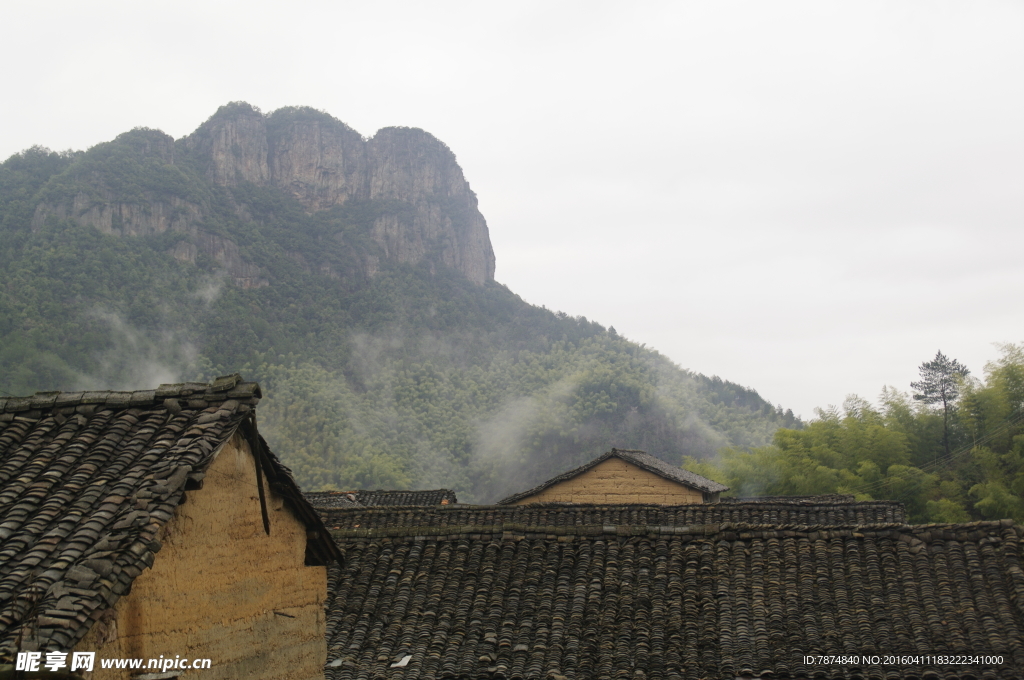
[76,433,327,680]
[513,458,706,505]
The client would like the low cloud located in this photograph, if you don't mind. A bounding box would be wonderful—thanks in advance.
[469,379,578,503]
[192,271,227,306]
[75,310,197,391]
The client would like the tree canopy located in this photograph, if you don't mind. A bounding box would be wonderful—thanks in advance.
[689,344,1024,523]
[911,350,971,457]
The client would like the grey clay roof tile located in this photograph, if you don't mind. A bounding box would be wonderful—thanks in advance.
[0,374,338,663]
[324,513,1024,679]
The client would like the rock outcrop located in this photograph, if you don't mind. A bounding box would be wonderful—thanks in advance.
[365,127,494,286]
[185,103,495,284]
[266,109,368,212]
[32,102,496,287]
[186,103,270,186]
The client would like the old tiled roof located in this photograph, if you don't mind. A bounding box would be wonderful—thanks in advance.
[306,491,365,508]
[306,489,457,509]
[325,518,1024,679]
[321,499,906,533]
[722,493,857,504]
[497,449,728,505]
[0,375,340,661]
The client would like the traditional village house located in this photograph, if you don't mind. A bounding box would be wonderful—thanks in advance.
[497,448,729,505]
[0,375,340,680]
[320,458,1024,679]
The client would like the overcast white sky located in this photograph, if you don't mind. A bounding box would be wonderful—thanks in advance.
[2,1,1021,419]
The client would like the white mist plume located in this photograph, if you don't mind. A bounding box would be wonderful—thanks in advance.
[74,310,197,390]
[469,378,579,503]
[192,271,227,306]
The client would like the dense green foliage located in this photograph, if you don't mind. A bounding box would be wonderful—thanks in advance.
[0,123,796,502]
[687,345,1024,522]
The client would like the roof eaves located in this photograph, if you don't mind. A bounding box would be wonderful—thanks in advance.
[238,420,343,566]
[495,450,618,504]
[496,448,727,504]
[612,449,729,494]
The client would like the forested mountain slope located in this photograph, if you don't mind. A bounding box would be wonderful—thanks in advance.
[0,102,798,502]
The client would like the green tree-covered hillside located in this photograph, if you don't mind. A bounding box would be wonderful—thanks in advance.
[0,108,798,502]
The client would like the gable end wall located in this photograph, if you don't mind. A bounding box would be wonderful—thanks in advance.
[512,457,705,505]
[76,432,327,680]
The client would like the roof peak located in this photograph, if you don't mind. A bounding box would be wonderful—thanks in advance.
[0,374,261,417]
[496,448,728,505]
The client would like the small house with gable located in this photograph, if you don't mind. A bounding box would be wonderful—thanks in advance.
[0,375,340,680]
[497,448,728,505]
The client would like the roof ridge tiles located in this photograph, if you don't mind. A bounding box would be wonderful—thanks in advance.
[304,489,458,509]
[0,374,261,416]
[328,520,924,541]
[319,498,905,513]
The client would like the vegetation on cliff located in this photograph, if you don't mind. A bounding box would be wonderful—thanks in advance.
[0,125,795,502]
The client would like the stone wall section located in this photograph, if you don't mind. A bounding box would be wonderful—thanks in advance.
[75,432,327,680]
[513,458,705,505]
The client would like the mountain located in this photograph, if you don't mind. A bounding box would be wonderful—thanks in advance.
[0,102,799,502]
[29,102,494,287]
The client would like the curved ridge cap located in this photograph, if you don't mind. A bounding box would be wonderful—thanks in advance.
[0,374,260,414]
[328,519,1018,540]
[328,520,935,540]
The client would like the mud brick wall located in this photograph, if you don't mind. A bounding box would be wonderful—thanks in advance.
[76,432,327,680]
[512,458,705,505]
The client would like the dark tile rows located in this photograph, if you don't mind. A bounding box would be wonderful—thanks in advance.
[306,489,458,509]
[722,494,857,504]
[497,449,728,505]
[321,499,906,534]
[325,519,1024,679]
[0,375,337,662]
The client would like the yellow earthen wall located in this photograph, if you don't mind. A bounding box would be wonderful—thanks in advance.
[76,432,327,680]
[513,458,705,505]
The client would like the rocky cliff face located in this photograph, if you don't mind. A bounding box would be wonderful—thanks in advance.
[186,103,495,284]
[32,102,496,287]
[186,104,270,186]
[366,127,494,286]
[266,110,368,212]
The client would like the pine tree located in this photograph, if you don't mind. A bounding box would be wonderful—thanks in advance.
[911,351,970,458]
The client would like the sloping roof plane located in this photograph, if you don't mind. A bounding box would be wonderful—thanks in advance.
[497,448,728,505]
[0,375,340,660]
[325,517,1024,679]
